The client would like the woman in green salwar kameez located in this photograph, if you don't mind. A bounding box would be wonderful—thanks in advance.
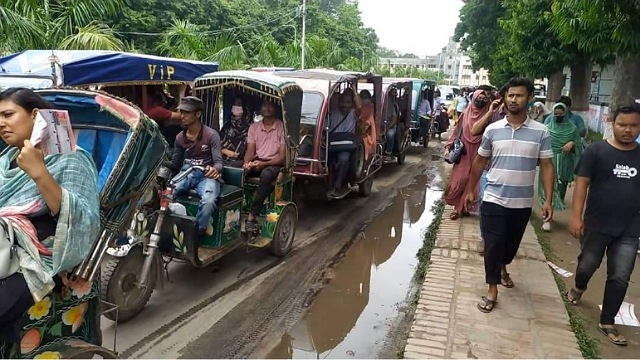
[539,103,583,231]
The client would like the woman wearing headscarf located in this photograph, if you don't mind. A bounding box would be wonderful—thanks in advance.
[220,97,252,167]
[529,101,550,123]
[357,90,376,160]
[538,102,583,231]
[444,90,491,220]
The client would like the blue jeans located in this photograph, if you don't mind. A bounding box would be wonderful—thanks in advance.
[173,167,221,232]
[574,231,638,325]
[385,127,396,155]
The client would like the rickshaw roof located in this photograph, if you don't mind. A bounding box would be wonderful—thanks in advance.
[275,69,379,83]
[0,50,218,86]
[194,70,302,97]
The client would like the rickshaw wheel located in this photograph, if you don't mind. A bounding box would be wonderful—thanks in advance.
[353,140,366,180]
[358,176,374,197]
[101,248,157,323]
[270,205,297,257]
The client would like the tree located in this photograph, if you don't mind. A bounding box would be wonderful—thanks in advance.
[550,0,640,109]
[0,0,125,53]
[454,0,506,72]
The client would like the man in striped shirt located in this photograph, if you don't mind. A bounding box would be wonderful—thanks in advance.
[465,77,555,313]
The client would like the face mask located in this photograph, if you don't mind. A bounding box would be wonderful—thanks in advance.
[231,106,243,117]
[474,99,487,108]
[556,115,565,122]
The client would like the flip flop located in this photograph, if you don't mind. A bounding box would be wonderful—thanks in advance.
[477,296,497,313]
[564,288,583,305]
[501,272,514,288]
[598,325,628,346]
[449,211,460,220]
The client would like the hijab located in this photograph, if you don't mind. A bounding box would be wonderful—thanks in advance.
[459,89,490,144]
[547,103,579,153]
[221,107,251,154]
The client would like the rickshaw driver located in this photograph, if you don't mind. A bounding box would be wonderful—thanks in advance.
[243,99,286,232]
[167,96,224,235]
[327,84,362,199]
[145,86,182,148]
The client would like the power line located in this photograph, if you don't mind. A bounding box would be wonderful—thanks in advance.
[114,8,299,37]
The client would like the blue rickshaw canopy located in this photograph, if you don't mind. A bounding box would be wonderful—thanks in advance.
[0,50,219,87]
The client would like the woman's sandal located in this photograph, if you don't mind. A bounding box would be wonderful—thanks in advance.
[477,296,497,313]
[450,211,460,220]
[564,288,583,305]
[598,324,628,346]
[501,272,514,288]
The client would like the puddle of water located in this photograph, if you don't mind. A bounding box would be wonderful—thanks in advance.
[267,174,443,359]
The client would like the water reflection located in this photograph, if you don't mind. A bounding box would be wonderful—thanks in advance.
[268,175,442,359]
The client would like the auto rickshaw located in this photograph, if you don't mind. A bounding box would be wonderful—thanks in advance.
[274,69,383,200]
[407,79,436,147]
[0,89,168,359]
[376,78,414,165]
[101,70,301,322]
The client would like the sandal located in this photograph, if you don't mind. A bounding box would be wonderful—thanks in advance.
[501,272,514,288]
[450,211,460,220]
[477,296,497,313]
[598,324,628,346]
[564,288,583,305]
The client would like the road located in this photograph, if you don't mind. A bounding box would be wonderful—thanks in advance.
[101,144,442,359]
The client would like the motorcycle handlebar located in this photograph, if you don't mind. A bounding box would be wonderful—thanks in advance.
[169,166,206,185]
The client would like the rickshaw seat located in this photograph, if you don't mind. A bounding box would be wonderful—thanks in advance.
[184,184,243,208]
[75,129,129,192]
[179,166,245,208]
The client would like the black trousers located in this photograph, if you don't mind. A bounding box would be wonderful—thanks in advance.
[247,166,281,216]
[0,273,34,343]
[574,231,638,325]
[480,202,531,284]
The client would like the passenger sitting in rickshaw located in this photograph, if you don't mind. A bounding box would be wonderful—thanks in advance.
[418,90,433,139]
[327,85,361,199]
[144,86,182,148]
[220,97,252,168]
[0,88,100,343]
[243,99,286,232]
[167,96,224,235]
[358,90,376,160]
[384,89,400,161]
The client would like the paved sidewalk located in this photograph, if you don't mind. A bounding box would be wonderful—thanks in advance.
[403,204,583,359]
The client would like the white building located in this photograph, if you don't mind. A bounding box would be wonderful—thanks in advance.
[378,37,490,86]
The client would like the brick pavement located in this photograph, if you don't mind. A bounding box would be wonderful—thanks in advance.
[404,204,583,359]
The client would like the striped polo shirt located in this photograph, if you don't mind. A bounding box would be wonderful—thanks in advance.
[478,117,553,209]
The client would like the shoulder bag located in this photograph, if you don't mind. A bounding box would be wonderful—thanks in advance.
[445,115,466,164]
[0,218,19,279]
[329,112,357,153]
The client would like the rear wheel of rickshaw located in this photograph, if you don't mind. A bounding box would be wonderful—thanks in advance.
[101,248,157,323]
[270,205,297,257]
[353,140,366,180]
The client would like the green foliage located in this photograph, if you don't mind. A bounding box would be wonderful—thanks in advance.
[550,0,640,56]
[454,0,506,72]
[0,0,125,52]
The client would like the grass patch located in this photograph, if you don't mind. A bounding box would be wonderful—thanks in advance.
[530,213,600,359]
[585,130,604,145]
[416,199,445,280]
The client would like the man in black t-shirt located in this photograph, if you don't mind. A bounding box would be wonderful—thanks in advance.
[566,103,640,346]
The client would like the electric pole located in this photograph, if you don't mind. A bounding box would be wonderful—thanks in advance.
[301,0,307,69]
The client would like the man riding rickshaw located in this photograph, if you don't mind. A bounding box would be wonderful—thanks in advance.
[274,69,383,200]
[101,70,301,322]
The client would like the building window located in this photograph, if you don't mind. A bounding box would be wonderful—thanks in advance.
[463,65,472,70]
[462,75,471,80]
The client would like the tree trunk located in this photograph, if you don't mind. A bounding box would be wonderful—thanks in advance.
[569,62,592,111]
[610,54,640,110]
[546,70,564,105]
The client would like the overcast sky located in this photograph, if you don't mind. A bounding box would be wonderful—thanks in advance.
[358,0,464,57]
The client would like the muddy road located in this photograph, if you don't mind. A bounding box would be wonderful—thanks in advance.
[101,144,443,358]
